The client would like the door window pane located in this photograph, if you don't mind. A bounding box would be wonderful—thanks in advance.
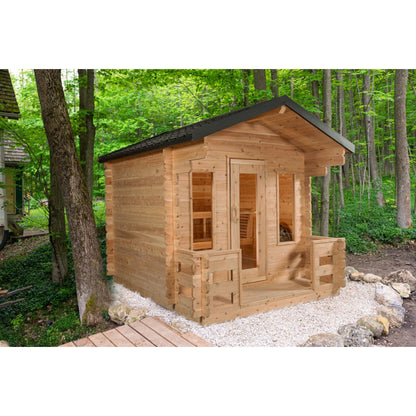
[240,173,257,269]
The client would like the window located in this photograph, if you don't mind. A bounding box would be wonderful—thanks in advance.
[278,174,295,243]
[192,172,213,250]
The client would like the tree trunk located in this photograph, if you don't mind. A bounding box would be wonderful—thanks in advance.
[320,69,332,237]
[336,70,346,205]
[362,71,385,206]
[241,69,251,107]
[78,69,95,200]
[49,155,68,284]
[310,69,321,118]
[310,69,321,233]
[270,69,279,98]
[394,69,412,228]
[253,69,267,102]
[35,69,110,325]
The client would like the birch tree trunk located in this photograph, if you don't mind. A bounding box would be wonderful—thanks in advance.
[320,69,332,237]
[35,69,110,325]
[394,69,412,228]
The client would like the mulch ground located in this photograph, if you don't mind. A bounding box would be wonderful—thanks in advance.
[346,242,416,347]
[0,235,50,264]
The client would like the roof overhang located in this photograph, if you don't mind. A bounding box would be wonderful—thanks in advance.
[99,95,354,163]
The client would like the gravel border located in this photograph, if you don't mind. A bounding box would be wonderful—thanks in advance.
[110,280,379,347]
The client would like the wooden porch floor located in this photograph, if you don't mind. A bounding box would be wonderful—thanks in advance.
[242,279,313,305]
[59,316,213,347]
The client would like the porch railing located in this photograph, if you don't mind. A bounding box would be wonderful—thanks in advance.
[175,249,242,322]
[310,236,346,291]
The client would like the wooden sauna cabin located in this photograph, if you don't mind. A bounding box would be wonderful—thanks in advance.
[99,95,354,324]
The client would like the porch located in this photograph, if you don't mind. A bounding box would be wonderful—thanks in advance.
[174,236,346,324]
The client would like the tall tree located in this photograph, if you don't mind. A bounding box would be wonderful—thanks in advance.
[78,69,95,200]
[270,69,279,98]
[253,69,267,102]
[320,69,332,237]
[362,71,385,206]
[335,70,346,206]
[49,155,68,283]
[241,69,251,107]
[35,69,110,324]
[394,69,412,228]
[310,69,321,233]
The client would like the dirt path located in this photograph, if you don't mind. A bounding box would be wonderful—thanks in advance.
[346,242,416,347]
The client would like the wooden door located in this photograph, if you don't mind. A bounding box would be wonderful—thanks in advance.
[230,159,266,284]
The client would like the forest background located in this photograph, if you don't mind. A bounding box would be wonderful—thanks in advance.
[2,1,416,414]
[6,68,416,254]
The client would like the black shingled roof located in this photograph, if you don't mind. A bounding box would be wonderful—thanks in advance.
[98,95,354,163]
[0,70,21,119]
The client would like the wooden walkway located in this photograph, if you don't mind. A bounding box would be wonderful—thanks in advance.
[60,316,213,347]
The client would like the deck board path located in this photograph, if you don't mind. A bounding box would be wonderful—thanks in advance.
[59,316,213,347]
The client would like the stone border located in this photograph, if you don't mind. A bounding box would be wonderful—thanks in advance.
[300,268,416,347]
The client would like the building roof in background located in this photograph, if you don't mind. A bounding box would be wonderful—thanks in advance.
[98,95,354,163]
[0,70,21,120]
[3,138,30,165]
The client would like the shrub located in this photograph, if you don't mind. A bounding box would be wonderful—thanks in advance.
[338,194,416,254]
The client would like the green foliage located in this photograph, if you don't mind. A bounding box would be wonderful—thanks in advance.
[18,207,49,230]
[338,187,416,254]
[0,238,110,347]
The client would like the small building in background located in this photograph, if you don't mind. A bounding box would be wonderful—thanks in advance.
[0,69,27,245]
[4,138,29,219]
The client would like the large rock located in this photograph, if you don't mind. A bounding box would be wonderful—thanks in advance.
[383,269,416,292]
[125,307,147,324]
[357,316,384,338]
[300,333,345,347]
[375,282,403,308]
[349,271,365,281]
[108,302,131,325]
[338,324,374,347]
[374,316,390,335]
[345,266,359,279]
[377,304,405,328]
[390,282,411,299]
[362,273,383,284]
[0,340,10,347]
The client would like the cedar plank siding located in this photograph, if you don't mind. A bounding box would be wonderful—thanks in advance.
[106,151,170,308]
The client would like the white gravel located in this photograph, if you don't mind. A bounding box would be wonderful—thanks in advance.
[110,280,379,347]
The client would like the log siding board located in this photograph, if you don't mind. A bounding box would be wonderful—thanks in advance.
[110,151,169,307]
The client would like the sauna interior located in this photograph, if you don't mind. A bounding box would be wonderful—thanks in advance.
[101,96,353,324]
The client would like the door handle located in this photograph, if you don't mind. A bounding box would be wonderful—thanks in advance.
[232,206,238,223]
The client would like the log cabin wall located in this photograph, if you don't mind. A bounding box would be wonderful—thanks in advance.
[105,151,170,308]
